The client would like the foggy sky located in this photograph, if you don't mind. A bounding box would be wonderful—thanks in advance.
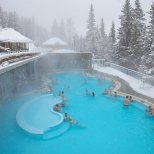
[0,0,153,35]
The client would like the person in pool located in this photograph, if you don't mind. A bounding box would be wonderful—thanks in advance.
[92,92,95,96]
[53,104,61,112]
[64,113,69,120]
[129,96,133,102]
[123,96,130,106]
[103,89,111,95]
[68,117,79,125]
[146,105,154,115]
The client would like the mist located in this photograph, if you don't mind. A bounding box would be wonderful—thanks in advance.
[0,0,153,34]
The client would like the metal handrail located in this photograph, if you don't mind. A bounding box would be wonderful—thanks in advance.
[93,59,154,86]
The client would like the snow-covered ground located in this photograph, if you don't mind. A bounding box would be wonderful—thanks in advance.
[94,65,154,99]
[52,49,76,53]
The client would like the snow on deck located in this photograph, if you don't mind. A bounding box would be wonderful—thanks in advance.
[52,49,76,53]
[94,65,154,99]
[0,52,41,72]
[52,49,91,53]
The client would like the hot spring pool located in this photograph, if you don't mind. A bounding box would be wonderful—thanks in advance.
[0,72,154,154]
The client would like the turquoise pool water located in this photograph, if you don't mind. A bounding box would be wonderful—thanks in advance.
[0,72,154,154]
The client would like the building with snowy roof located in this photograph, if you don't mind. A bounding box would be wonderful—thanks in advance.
[42,37,68,50]
[0,28,32,52]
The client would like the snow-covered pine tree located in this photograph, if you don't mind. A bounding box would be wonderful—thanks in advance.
[72,34,80,51]
[100,17,106,38]
[109,21,118,61]
[7,12,21,31]
[0,6,8,28]
[148,2,154,52]
[95,25,101,57]
[109,21,116,44]
[97,17,108,59]
[117,0,133,68]
[51,19,59,37]
[59,20,66,41]
[130,0,146,69]
[141,2,154,74]
[79,36,86,52]
[0,6,3,28]
[65,18,76,49]
[86,4,97,55]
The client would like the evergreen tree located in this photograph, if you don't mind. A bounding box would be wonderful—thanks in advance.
[117,0,133,67]
[0,6,8,28]
[148,2,154,51]
[0,6,3,27]
[72,34,80,51]
[131,0,145,55]
[100,17,106,38]
[141,2,154,73]
[51,19,59,37]
[86,4,97,54]
[79,36,86,52]
[109,21,118,61]
[65,18,76,48]
[109,21,116,44]
[7,12,21,31]
[59,20,66,41]
[98,17,112,60]
[128,0,146,69]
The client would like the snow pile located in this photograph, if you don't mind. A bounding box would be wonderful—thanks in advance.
[94,65,154,99]
[0,28,32,43]
[43,37,67,46]
[52,49,76,53]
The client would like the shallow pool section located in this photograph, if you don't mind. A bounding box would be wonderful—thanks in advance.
[0,72,154,154]
[16,94,69,138]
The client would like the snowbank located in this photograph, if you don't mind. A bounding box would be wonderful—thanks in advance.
[94,65,154,99]
[52,49,76,53]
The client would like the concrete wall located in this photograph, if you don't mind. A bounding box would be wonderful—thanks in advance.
[0,52,92,102]
[37,52,92,73]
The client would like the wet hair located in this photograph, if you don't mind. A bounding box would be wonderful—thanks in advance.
[92,92,95,96]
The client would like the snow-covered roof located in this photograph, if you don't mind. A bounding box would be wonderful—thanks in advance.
[0,28,32,43]
[43,37,67,46]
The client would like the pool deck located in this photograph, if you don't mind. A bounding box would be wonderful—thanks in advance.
[93,70,154,106]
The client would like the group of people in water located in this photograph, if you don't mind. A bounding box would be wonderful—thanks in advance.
[53,90,79,125]
[53,105,78,125]
[123,95,133,106]
[85,89,95,96]
[52,75,154,127]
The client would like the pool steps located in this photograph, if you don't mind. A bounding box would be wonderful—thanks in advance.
[43,122,70,139]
